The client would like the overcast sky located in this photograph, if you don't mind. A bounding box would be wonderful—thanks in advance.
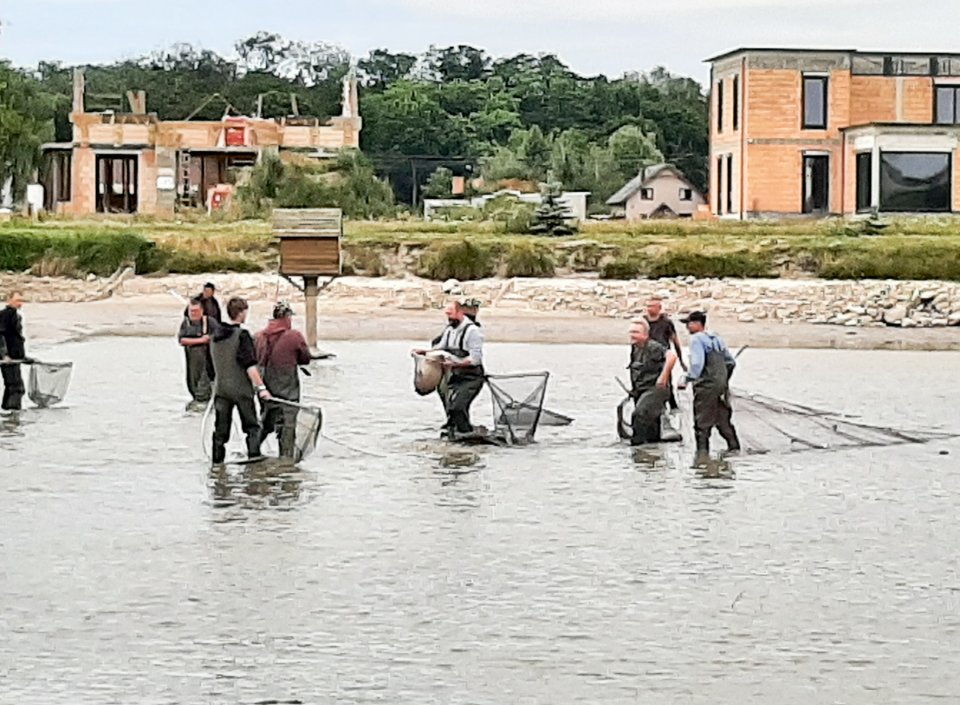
[1,0,956,84]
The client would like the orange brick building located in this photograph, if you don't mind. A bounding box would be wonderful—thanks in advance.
[708,48,960,217]
[42,71,362,218]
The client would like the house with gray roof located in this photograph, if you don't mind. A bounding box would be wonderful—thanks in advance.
[606,164,704,221]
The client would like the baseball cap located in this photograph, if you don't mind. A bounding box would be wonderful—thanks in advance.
[680,311,707,325]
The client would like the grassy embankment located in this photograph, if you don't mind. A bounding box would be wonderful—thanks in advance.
[4,216,960,281]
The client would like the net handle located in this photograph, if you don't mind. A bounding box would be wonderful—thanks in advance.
[1,359,71,368]
[266,397,322,414]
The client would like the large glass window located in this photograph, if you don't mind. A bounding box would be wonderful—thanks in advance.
[935,86,960,124]
[803,76,828,129]
[880,152,951,212]
[856,153,872,213]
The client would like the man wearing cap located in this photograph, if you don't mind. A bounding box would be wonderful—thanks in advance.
[255,300,313,459]
[679,311,740,458]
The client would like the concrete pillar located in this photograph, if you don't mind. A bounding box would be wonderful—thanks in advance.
[304,276,319,352]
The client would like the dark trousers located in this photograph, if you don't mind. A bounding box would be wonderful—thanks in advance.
[185,350,212,403]
[693,387,740,454]
[1,364,25,411]
[259,402,298,459]
[212,395,261,463]
[445,373,485,434]
[631,386,670,446]
[668,384,679,411]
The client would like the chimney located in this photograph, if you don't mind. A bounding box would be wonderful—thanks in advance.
[72,69,85,114]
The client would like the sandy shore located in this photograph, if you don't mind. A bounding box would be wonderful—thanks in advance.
[21,293,960,351]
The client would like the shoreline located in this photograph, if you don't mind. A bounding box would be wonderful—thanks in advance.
[24,294,960,351]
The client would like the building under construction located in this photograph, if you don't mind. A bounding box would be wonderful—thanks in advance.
[41,71,361,217]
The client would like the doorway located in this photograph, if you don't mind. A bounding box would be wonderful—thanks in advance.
[96,155,139,213]
[802,155,829,214]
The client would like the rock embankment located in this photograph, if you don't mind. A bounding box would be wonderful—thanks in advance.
[3,272,960,328]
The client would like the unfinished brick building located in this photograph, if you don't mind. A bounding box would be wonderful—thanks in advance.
[42,71,361,217]
[708,48,960,218]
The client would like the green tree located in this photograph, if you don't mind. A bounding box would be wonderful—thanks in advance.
[423,167,454,198]
[0,63,54,203]
[531,175,575,236]
[607,125,664,182]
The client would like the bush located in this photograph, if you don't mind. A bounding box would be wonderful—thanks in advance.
[600,256,647,280]
[343,246,387,277]
[815,241,960,280]
[135,244,262,275]
[503,241,556,277]
[648,250,775,279]
[0,231,148,276]
[418,240,496,281]
[481,195,536,234]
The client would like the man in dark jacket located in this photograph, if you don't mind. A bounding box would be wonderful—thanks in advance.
[626,317,678,445]
[0,291,29,411]
[183,282,222,323]
[255,301,312,458]
[644,297,687,411]
[210,297,271,464]
[178,297,213,407]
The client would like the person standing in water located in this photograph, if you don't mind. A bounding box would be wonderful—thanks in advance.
[183,282,222,323]
[644,296,686,411]
[416,301,486,439]
[255,301,312,459]
[210,297,271,464]
[0,291,29,411]
[178,297,213,408]
[626,317,679,445]
[679,311,740,458]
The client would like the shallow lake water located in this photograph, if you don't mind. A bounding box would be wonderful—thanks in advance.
[3,338,960,704]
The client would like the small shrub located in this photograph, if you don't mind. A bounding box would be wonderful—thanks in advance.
[418,240,496,281]
[345,246,387,277]
[482,195,536,234]
[600,256,647,280]
[648,250,775,279]
[503,241,556,277]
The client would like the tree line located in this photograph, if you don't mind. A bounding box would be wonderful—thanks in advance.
[1,33,708,209]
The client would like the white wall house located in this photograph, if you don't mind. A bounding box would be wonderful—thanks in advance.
[607,164,704,221]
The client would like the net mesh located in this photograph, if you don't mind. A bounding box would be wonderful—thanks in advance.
[200,398,323,464]
[732,390,956,455]
[28,362,73,408]
[487,372,554,446]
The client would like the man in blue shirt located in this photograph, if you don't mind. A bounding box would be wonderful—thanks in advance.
[679,311,741,458]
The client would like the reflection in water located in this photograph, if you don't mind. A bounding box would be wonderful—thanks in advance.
[208,461,304,511]
[3,339,960,704]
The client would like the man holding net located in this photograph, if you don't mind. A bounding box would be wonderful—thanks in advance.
[679,311,741,458]
[210,297,271,464]
[0,291,30,411]
[255,301,312,459]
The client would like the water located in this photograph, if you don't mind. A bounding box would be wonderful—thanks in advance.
[3,338,960,704]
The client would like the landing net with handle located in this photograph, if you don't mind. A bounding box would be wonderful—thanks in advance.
[200,397,323,464]
[732,390,958,455]
[487,372,562,446]
[28,362,73,408]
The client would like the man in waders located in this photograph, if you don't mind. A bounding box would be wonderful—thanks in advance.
[644,297,687,411]
[0,291,29,411]
[178,298,213,409]
[627,318,679,445]
[419,301,486,439]
[210,297,271,464]
[255,301,312,459]
[679,311,740,459]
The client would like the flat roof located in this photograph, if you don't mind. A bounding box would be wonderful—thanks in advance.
[706,47,960,63]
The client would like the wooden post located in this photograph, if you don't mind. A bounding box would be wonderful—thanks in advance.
[304,275,319,352]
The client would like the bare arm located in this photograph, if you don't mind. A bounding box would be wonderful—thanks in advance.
[657,351,678,388]
[670,332,687,370]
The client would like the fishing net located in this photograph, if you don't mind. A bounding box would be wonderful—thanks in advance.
[269,399,324,464]
[487,372,561,445]
[617,396,682,443]
[28,362,73,408]
[200,398,323,464]
[731,390,957,455]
